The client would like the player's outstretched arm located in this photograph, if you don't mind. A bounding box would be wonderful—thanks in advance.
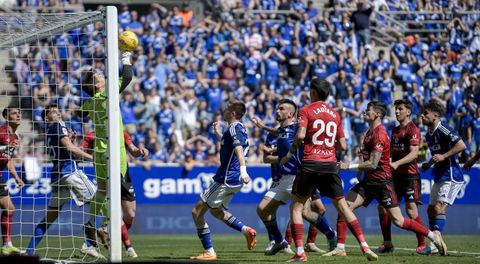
[61,137,93,161]
[250,116,278,136]
[262,146,278,164]
[356,152,381,171]
[119,51,133,93]
[280,127,306,167]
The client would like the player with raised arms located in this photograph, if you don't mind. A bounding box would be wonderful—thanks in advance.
[333,101,447,258]
[190,102,257,260]
[26,105,96,256]
[252,99,337,256]
[418,99,466,255]
[0,105,25,255]
[280,78,377,262]
[80,50,133,252]
[375,99,426,253]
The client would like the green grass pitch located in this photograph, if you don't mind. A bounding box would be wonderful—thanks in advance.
[16,234,480,263]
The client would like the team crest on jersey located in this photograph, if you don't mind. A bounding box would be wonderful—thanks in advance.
[375,144,383,150]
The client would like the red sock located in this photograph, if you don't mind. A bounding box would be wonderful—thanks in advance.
[306,225,317,244]
[402,218,428,237]
[285,224,293,244]
[336,214,347,244]
[291,223,304,249]
[379,213,392,242]
[413,216,426,247]
[347,219,367,251]
[1,212,12,244]
[121,223,132,249]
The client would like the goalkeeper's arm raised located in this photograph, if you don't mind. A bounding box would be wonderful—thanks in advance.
[120,51,133,93]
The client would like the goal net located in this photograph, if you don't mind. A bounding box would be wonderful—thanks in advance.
[0,7,122,262]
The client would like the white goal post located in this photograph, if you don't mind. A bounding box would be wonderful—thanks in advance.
[0,6,121,262]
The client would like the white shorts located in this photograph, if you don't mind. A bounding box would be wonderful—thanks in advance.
[49,170,97,208]
[265,174,296,203]
[429,181,464,206]
[200,182,242,209]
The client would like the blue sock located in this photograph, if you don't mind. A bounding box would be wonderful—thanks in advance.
[225,216,245,232]
[315,215,335,239]
[26,221,48,254]
[197,226,213,250]
[433,214,446,232]
[263,218,284,243]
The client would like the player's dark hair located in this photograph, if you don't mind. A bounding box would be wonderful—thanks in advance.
[424,99,445,116]
[229,101,246,120]
[42,104,58,121]
[81,67,95,96]
[278,99,297,113]
[310,78,330,101]
[2,100,20,119]
[367,101,388,118]
[394,99,413,112]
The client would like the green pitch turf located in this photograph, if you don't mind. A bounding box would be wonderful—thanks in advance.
[15,234,480,263]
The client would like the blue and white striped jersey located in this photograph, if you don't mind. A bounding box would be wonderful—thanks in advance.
[213,122,249,187]
[425,121,464,183]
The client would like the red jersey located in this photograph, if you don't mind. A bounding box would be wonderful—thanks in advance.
[82,130,131,150]
[362,124,392,180]
[0,124,19,171]
[297,101,344,162]
[391,121,420,175]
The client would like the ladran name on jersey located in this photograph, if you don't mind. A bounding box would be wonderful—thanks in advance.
[313,105,337,118]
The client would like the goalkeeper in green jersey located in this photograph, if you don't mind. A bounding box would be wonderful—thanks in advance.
[80,51,133,253]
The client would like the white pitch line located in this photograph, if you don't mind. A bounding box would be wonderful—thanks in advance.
[341,244,480,256]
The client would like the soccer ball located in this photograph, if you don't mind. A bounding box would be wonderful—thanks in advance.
[118,30,138,52]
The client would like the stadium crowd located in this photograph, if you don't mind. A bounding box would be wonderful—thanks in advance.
[6,0,480,166]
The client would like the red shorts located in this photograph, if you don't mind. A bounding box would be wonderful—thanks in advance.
[292,161,345,199]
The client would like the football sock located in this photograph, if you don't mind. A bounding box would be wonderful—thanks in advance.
[285,223,293,244]
[263,218,284,243]
[336,214,347,244]
[379,212,392,242]
[197,224,213,250]
[347,219,368,251]
[306,225,317,244]
[26,220,48,254]
[121,223,132,249]
[402,218,429,236]
[1,211,12,245]
[291,223,304,253]
[413,216,426,246]
[224,216,244,232]
[315,215,335,239]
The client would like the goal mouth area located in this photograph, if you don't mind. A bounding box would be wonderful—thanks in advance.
[0,11,104,49]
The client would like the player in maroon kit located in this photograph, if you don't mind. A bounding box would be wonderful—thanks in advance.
[0,106,24,254]
[375,99,426,253]
[279,78,378,262]
[334,101,447,257]
[82,130,148,258]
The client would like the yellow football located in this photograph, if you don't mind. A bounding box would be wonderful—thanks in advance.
[118,30,138,52]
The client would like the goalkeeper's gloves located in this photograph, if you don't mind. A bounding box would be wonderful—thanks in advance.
[240,165,251,184]
[121,51,132,66]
